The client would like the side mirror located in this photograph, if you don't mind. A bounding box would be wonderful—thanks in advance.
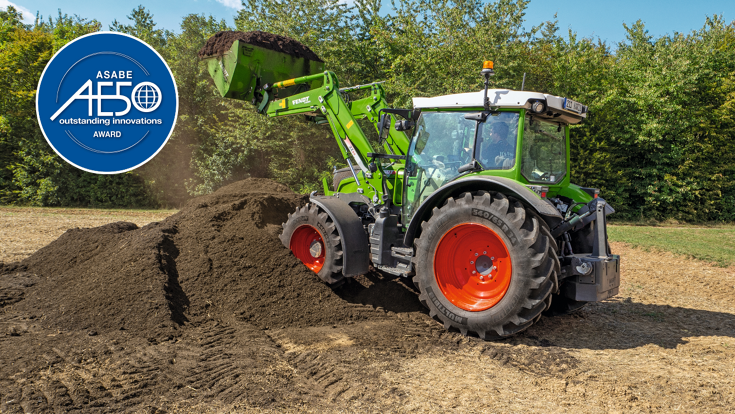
[377,114,388,133]
[377,114,389,143]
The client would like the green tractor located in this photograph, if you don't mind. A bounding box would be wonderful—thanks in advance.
[202,32,620,339]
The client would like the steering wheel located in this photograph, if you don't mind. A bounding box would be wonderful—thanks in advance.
[431,159,446,169]
[531,169,550,181]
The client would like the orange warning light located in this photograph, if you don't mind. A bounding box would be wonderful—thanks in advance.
[482,60,494,70]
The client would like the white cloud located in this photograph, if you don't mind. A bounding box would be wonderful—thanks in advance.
[0,0,35,24]
[215,0,243,10]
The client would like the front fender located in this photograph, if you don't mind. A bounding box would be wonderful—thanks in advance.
[309,195,370,277]
[403,176,562,247]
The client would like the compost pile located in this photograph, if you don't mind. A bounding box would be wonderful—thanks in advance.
[3,178,370,339]
[198,30,323,62]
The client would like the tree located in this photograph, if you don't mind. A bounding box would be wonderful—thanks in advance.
[110,5,167,50]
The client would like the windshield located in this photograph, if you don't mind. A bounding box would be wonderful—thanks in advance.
[402,111,520,224]
[521,115,567,184]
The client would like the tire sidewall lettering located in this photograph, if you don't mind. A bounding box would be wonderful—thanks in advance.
[426,286,467,325]
[471,208,519,246]
[315,222,327,239]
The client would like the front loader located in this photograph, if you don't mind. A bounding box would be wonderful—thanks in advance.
[201,32,621,339]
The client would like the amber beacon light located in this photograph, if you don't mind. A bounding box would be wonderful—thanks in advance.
[481,60,495,78]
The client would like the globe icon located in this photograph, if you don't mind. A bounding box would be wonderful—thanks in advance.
[134,84,160,110]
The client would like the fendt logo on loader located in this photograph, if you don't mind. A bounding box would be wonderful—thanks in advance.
[36,32,179,174]
[292,96,311,105]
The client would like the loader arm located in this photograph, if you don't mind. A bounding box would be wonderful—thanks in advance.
[342,82,411,157]
[262,71,410,203]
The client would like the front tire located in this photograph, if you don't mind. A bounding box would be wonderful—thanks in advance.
[413,191,559,339]
[280,204,344,285]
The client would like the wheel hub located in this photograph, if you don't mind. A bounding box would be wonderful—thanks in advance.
[289,225,326,273]
[433,223,512,311]
[474,255,493,276]
[309,240,323,258]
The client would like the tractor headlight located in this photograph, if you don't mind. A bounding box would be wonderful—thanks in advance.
[532,101,546,114]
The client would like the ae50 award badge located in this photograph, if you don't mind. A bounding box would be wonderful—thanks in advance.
[36,32,179,174]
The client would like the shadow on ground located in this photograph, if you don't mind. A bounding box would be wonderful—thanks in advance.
[334,272,735,350]
[335,271,426,314]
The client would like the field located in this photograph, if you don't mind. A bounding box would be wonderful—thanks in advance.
[1,191,735,413]
[608,224,735,267]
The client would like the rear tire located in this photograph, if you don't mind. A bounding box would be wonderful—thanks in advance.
[280,204,344,285]
[413,191,559,339]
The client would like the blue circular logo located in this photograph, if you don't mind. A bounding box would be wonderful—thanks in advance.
[36,32,178,174]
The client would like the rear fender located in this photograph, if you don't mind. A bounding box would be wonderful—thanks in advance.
[403,176,563,247]
[309,195,370,277]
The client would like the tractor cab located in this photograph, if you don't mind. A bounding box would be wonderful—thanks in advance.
[403,88,588,224]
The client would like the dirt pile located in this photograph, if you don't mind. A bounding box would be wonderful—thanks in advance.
[6,178,376,339]
[198,30,323,62]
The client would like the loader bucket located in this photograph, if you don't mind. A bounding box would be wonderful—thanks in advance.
[199,31,326,102]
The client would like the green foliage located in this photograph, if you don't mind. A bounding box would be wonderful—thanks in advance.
[1,2,734,220]
[110,5,167,49]
[591,18,735,221]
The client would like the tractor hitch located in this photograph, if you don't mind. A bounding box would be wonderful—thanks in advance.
[557,198,621,302]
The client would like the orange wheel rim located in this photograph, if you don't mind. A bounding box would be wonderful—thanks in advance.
[433,223,512,311]
[290,225,325,273]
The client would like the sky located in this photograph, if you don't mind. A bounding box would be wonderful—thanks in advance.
[2,0,734,46]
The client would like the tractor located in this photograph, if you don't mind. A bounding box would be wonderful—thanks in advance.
[202,31,620,339]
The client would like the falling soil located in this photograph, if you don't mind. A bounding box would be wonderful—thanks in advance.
[198,30,323,62]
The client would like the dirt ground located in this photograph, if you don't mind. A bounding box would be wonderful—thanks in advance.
[1,189,734,413]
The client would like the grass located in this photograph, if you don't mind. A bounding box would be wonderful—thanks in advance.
[608,224,735,267]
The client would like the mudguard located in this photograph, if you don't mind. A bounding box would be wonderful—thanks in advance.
[403,176,563,247]
[309,195,370,277]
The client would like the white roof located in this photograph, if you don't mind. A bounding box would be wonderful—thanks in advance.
[412,89,587,124]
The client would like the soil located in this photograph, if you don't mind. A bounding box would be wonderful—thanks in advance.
[198,31,323,62]
[0,207,173,263]
[1,181,734,412]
